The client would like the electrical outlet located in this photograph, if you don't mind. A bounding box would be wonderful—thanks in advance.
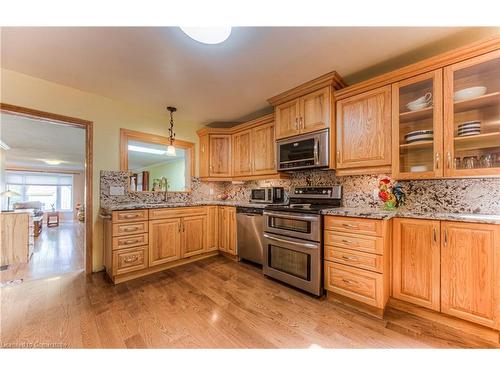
[110,186,125,196]
[373,189,379,200]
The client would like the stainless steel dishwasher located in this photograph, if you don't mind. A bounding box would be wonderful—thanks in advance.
[236,206,264,265]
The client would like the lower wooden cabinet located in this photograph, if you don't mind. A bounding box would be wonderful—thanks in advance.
[392,219,500,330]
[207,206,219,251]
[392,218,441,311]
[218,206,237,255]
[113,246,148,276]
[181,215,208,258]
[149,218,182,266]
[441,221,500,329]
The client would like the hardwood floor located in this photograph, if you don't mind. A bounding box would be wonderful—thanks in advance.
[0,255,494,348]
[0,221,84,285]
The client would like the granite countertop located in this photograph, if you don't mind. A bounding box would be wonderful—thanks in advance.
[100,200,269,215]
[321,207,500,224]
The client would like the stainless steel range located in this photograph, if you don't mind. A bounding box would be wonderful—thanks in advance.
[262,186,342,296]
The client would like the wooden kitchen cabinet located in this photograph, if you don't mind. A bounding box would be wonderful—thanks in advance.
[392,70,443,179]
[275,99,300,139]
[181,215,207,258]
[199,134,210,178]
[232,129,253,176]
[149,218,182,266]
[209,134,232,177]
[252,121,276,175]
[218,206,237,255]
[441,221,500,329]
[392,218,441,311]
[336,85,392,174]
[443,50,500,178]
[275,86,331,140]
[207,206,219,251]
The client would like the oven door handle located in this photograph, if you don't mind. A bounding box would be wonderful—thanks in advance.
[263,211,318,221]
[263,233,318,249]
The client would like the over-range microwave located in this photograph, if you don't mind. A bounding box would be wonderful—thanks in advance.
[250,187,285,203]
[277,129,329,171]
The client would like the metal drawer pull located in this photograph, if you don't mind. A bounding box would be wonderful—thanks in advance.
[342,239,354,244]
[263,233,318,249]
[342,255,358,261]
[123,226,140,232]
[342,223,358,228]
[342,278,357,285]
[433,227,437,242]
[123,255,139,263]
[124,214,139,219]
[444,229,448,246]
[122,239,140,245]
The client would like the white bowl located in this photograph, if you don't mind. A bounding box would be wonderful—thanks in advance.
[454,86,487,101]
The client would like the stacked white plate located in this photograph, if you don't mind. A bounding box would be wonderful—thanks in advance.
[457,121,481,137]
[404,129,434,144]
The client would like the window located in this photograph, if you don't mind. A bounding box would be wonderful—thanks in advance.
[6,172,74,211]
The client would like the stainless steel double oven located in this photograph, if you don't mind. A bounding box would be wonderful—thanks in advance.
[262,209,323,296]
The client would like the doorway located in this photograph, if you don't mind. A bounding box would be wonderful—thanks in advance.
[0,104,93,284]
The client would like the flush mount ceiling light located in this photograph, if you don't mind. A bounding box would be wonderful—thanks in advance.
[180,27,232,44]
[128,145,166,155]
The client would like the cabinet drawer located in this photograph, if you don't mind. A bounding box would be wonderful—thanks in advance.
[149,206,207,220]
[112,210,148,223]
[112,221,148,237]
[325,261,383,308]
[325,246,383,273]
[112,233,149,250]
[324,231,383,255]
[112,246,148,276]
[324,216,383,237]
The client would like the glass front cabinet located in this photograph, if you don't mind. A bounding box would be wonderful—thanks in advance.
[392,50,500,179]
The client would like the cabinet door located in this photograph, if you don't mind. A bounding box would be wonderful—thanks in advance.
[149,218,181,266]
[227,207,237,255]
[275,99,300,139]
[392,218,441,311]
[299,86,331,134]
[336,85,392,170]
[444,50,500,178]
[199,134,210,178]
[218,207,227,251]
[252,121,276,175]
[392,70,443,179]
[232,130,253,176]
[207,206,219,251]
[441,221,500,329]
[209,135,232,177]
[181,215,207,258]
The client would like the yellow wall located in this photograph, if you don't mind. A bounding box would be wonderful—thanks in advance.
[0,68,203,271]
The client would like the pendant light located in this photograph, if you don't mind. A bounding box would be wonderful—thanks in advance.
[166,106,177,156]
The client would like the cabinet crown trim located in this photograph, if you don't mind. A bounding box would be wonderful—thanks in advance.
[267,71,346,106]
[196,113,274,136]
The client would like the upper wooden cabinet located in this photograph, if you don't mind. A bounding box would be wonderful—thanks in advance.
[444,50,500,178]
[392,70,443,179]
[209,134,232,177]
[392,218,441,311]
[232,129,253,177]
[197,114,284,181]
[441,221,500,329]
[252,121,276,174]
[275,86,332,139]
[268,71,345,141]
[336,85,392,173]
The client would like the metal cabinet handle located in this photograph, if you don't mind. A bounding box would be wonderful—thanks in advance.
[447,152,452,169]
[295,118,298,130]
[123,255,139,263]
[444,228,448,246]
[122,239,139,245]
[435,152,440,170]
[342,278,357,285]
[342,255,357,261]
[342,239,353,244]
[342,223,358,229]
[123,226,139,232]
[299,117,303,129]
[433,227,437,243]
[124,214,139,219]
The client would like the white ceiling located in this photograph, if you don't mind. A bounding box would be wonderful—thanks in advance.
[0,27,480,126]
[0,113,85,171]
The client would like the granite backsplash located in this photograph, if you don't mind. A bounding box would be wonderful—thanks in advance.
[100,170,500,214]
